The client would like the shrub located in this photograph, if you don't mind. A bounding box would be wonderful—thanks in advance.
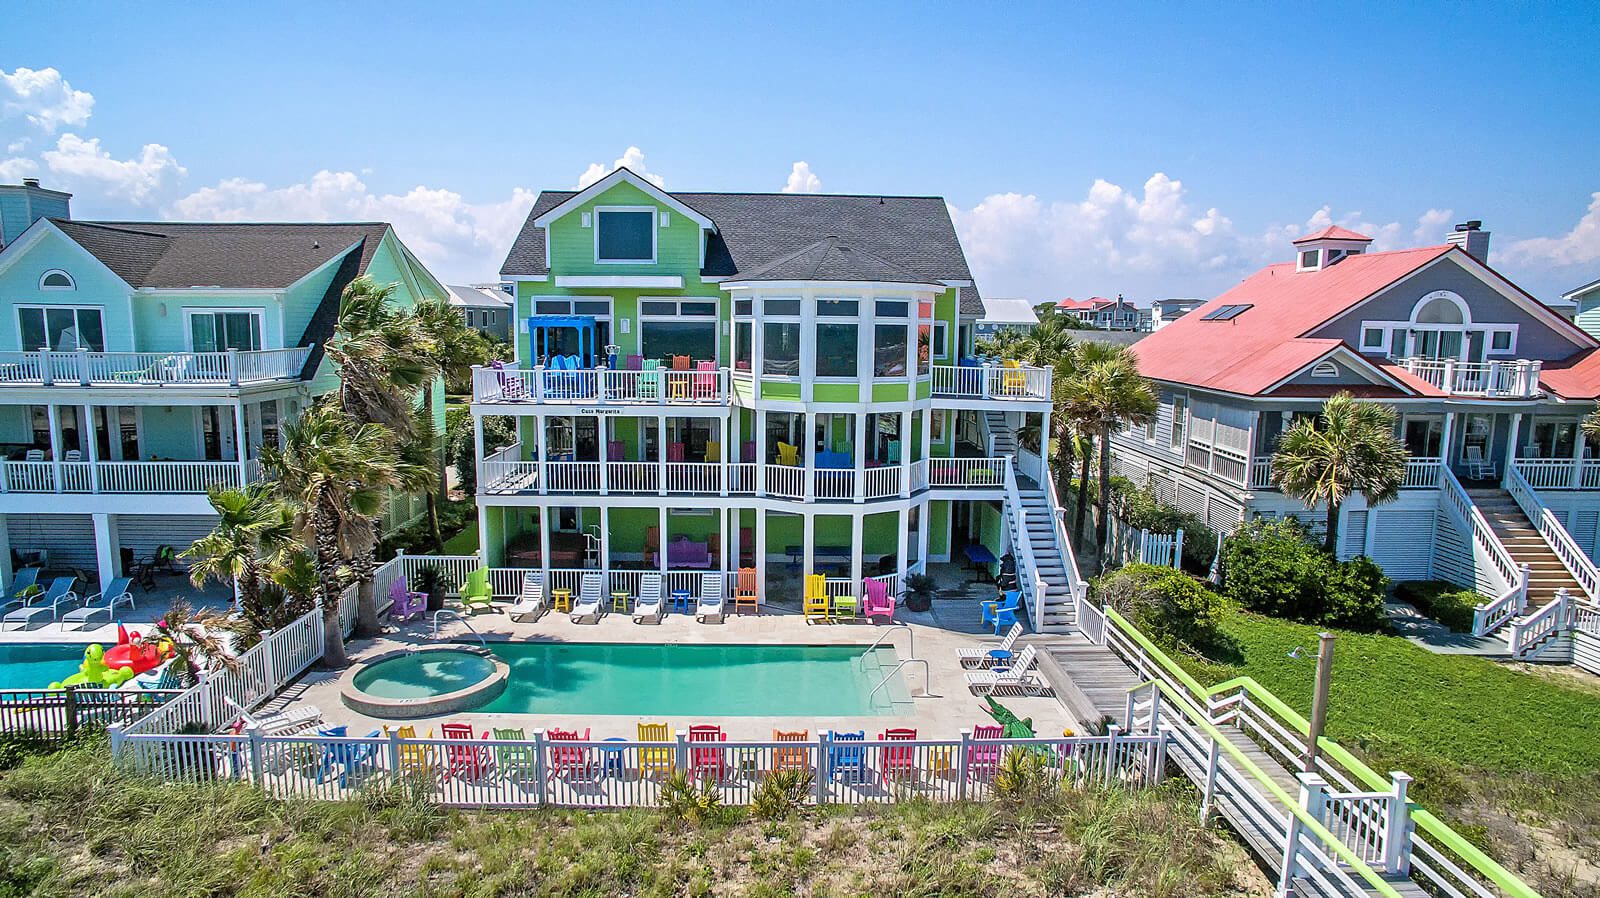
[1394,580,1484,633]
[1220,518,1388,632]
[750,769,812,820]
[902,573,936,612]
[1094,563,1229,651]
[1113,483,1218,576]
[445,413,515,496]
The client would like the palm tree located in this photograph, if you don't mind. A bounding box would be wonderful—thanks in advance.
[410,295,490,545]
[1016,316,1076,368]
[1061,354,1158,562]
[328,276,438,444]
[1272,391,1408,553]
[1582,407,1600,446]
[181,485,299,638]
[261,403,424,668]
[1056,340,1136,547]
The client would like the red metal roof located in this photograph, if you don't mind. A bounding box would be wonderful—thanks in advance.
[1057,296,1115,310]
[1538,348,1600,400]
[1131,245,1453,396]
[1293,225,1373,244]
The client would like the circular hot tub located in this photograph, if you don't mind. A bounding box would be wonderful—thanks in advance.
[340,644,508,718]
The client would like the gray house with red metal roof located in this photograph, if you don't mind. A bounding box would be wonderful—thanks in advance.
[1111,222,1600,656]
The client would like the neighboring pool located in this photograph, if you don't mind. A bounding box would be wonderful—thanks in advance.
[0,643,94,689]
[352,649,498,700]
[473,643,907,717]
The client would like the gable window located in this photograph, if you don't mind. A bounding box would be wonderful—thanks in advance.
[594,208,656,263]
[38,270,74,290]
[1310,361,1339,378]
[18,306,104,352]
[187,310,263,353]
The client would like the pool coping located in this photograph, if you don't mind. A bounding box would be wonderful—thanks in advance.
[339,644,510,719]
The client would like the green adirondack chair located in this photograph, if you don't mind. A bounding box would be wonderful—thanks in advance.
[459,567,495,614]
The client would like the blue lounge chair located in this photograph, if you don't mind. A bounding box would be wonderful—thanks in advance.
[980,590,1021,635]
[61,576,134,630]
[0,567,41,615]
[2,576,77,630]
[826,730,868,783]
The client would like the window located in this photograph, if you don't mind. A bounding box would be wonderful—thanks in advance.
[817,299,858,317]
[1491,330,1512,351]
[734,299,753,317]
[763,322,801,376]
[1298,249,1321,269]
[639,298,718,361]
[1170,396,1187,451]
[875,300,909,318]
[931,321,949,359]
[763,298,800,316]
[873,324,908,377]
[734,322,752,371]
[595,208,655,263]
[38,270,73,290]
[1361,327,1384,350]
[917,322,931,374]
[188,310,263,352]
[18,306,104,352]
[815,323,858,377]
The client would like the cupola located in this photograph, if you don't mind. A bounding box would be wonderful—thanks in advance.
[1292,225,1373,272]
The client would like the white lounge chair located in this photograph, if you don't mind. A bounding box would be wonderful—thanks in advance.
[61,576,134,631]
[508,572,546,622]
[0,567,42,615]
[695,572,725,623]
[2,576,77,631]
[569,573,604,624]
[963,645,1049,696]
[957,622,1024,668]
[1463,445,1496,480]
[632,573,665,624]
[255,705,323,736]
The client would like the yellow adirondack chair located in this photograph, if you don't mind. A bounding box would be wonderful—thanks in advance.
[638,721,675,779]
[395,725,435,778]
[1001,359,1025,394]
[803,574,831,624]
[777,441,800,466]
[704,440,721,463]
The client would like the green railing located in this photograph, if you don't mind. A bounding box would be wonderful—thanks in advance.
[1103,605,1542,898]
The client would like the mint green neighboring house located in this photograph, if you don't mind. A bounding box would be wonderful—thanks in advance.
[0,180,448,588]
[1565,276,1600,341]
[474,167,1083,628]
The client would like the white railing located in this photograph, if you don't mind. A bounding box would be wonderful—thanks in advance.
[765,464,804,499]
[1392,356,1542,399]
[1513,457,1600,490]
[1507,590,1577,661]
[927,457,1006,488]
[929,363,1052,401]
[544,461,602,492]
[812,468,855,500]
[727,463,756,495]
[1400,458,1442,489]
[606,461,660,493]
[1248,455,1275,490]
[472,366,730,406]
[664,462,722,494]
[1000,458,1049,632]
[0,458,252,494]
[1438,466,1520,598]
[862,465,902,499]
[1505,465,1600,601]
[0,347,310,387]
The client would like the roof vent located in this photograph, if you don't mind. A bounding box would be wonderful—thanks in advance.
[21,178,40,188]
[312,240,320,249]
[1445,220,1490,262]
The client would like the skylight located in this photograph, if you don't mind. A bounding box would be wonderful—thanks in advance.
[1200,304,1252,321]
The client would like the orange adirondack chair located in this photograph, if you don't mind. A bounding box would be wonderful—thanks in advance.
[735,567,759,615]
[773,729,809,774]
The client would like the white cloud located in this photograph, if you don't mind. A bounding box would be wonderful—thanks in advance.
[1503,192,1600,268]
[40,133,185,203]
[576,146,664,189]
[782,161,822,194]
[0,67,94,133]
[0,156,38,182]
[1413,208,1455,244]
[170,170,535,282]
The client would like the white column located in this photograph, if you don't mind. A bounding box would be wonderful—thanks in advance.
[598,417,610,495]
[900,410,913,498]
[916,500,931,568]
[658,505,668,575]
[897,507,910,582]
[803,411,816,501]
[1438,411,1455,471]
[234,399,248,487]
[1040,407,1053,471]
[799,291,816,404]
[0,514,12,586]
[854,413,867,502]
[599,505,610,582]
[472,414,485,497]
[82,404,99,493]
[535,413,548,496]
[1571,422,1586,489]
[477,502,491,565]
[754,508,767,606]
[719,414,730,497]
[719,507,729,574]
[46,404,61,493]
[539,506,551,574]
[802,511,815,581]
[850,512,864,587]
[755,410,768,496]
[92,512,119,583]
[657,414,668,496]
[923,408,936,467]
[1504,412,1524,485]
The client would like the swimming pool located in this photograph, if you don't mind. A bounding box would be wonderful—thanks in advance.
[467,643,907,717]
[0,643,96,689]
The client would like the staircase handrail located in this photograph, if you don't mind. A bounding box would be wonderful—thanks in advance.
[1039,460,1089,607]
[1505,465,1600,601]
[1506,591,1575,660]
[1001,458,1049,631]
[1438,466,1521,596]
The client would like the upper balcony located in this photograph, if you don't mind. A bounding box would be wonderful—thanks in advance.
[0,347,312,389]
[930,363,1052,402]
[473,365,730,407]
[1392,357,1542,399]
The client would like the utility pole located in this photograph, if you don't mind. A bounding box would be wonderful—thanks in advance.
[1302,632,1335,773]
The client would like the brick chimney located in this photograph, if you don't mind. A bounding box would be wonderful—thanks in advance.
[1445,220,1490,262]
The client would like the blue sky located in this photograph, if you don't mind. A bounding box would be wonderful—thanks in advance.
[2,1,1598,302]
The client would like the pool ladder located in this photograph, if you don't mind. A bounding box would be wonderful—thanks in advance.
[430,610,486,647]
[858,624,935,702]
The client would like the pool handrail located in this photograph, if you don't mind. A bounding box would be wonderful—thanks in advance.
[430,609,486,647]
[856,623,914,668]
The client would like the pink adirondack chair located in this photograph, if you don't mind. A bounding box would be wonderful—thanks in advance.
[667,442,686,462]
[442,722,491,780]
[862,578,895,624]
[547,727,596,781]
[688,724,728,782]
[967,724,1005,782]
[693,359,717,398]
[879,727,917,782]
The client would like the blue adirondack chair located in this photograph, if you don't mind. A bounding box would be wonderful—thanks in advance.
[826,730,868,783]
[980,590,1022,635]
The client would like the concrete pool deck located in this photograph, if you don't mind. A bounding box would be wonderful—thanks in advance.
[271,599,1080,742]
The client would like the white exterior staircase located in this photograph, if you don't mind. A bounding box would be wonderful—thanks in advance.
[983,411,1084,632]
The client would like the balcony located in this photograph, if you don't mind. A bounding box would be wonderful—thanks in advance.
[1250,456,1443,491]
[0,347,311,388]
[1513,458,1600,490]
[1392,357,1542,399]
[473,366,729,406]
[0,458,261,494]
[930,364,1052,402]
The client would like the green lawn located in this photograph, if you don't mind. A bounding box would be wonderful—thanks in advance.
[442,523,479,555]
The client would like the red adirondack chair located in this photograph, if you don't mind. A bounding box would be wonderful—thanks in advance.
[879,727,918,782]
[442,722,490,780]
[688,724,728,782]
[547,727,596,781]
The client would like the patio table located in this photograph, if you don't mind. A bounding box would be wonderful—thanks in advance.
[669,589,692,614]
[610,590,631,612]
[600,738,629,779]
[551,589,573,613]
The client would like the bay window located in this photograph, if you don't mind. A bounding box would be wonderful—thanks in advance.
[763,323,801,376]
[815,323,858,377]
[19,306,104,352]
[873,324,908,377]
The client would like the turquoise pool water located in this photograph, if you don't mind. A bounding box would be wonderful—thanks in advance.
[468,643,905,717]
[353,650,497,700]
[0,643,96,689]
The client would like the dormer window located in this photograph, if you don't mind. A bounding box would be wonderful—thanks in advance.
[1298,249,1321,271]
[594,207,656,264]
[1293,226,1374,273]
[38,269,74,290]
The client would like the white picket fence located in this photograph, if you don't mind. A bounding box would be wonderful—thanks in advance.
[1105,515,1183,569]
[112,727,1166,808]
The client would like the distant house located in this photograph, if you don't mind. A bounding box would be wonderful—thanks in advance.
[1056,295,1138,330]
[1565,276,1600,341]
[448,283,512,341]
[975,296,1039,339]
[1150,298,1204,331]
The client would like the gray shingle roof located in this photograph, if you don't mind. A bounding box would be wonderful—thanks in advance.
[54,220,390,289]
[500,189,983,314]
[727,237,931,284]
